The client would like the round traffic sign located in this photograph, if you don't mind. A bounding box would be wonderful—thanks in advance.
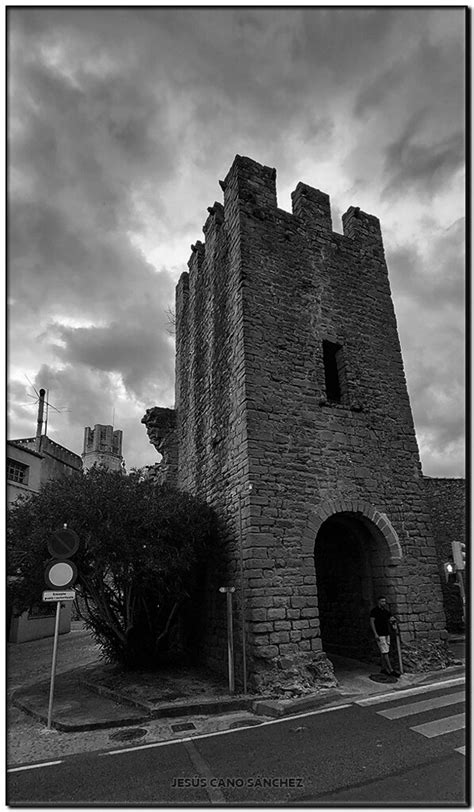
[47,528,79,559]
[44,559,77,589]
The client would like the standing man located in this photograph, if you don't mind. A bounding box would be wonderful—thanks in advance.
[370,596,400,678]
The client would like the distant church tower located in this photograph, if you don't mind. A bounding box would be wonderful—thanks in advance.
[82,424,123,471]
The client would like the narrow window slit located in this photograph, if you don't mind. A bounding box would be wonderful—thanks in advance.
[323,340,346,403]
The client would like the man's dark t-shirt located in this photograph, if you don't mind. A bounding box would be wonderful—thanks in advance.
[370,606,392,635]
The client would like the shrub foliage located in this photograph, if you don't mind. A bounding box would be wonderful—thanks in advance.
[7,467,217,668]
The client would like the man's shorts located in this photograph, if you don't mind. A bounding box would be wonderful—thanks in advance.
[376,636,390,654]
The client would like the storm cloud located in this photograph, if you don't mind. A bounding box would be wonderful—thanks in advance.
[8,8,465,474]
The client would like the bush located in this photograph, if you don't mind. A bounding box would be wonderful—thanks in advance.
[8,467,218,668]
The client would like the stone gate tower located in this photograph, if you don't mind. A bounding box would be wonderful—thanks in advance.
[143,155,448,692]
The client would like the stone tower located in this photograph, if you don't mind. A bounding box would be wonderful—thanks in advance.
[144,155,449,691]
[82,424,123,471]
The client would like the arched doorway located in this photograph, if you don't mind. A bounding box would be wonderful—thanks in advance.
[314,511,398,664]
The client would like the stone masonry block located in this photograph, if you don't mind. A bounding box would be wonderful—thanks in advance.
[267,608,286,620]
[291,597,313,609]
[252,622,273,633]
[301,608,318,618]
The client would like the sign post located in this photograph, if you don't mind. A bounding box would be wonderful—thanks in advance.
[43,525,79,729]
[456,570,466,626]
[47,600,62,730]
[219,586,235,694]
[451,541,466,625]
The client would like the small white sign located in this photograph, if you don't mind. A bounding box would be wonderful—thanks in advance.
[42,589,76,602]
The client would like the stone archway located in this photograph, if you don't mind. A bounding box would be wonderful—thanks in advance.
[303,501,403,664]
[302,499,403,564]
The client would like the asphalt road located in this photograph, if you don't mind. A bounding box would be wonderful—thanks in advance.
[8,681,466,806]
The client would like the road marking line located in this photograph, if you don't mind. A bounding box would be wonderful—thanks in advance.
[184,740,226,805]
[356,677,465,706]
[377,690,465,719]
[455,746,466,755]
[8,760,63,773]
[410,712,465,738]
[101,703,353,757]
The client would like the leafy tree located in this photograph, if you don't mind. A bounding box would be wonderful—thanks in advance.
[7,467,218,668]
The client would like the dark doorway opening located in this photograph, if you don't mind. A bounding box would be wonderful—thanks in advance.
[314,512,393,665]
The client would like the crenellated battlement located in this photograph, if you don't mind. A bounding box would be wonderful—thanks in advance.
[203,201,224,235]
[186,156,384,274]
[342,205,383,243]
[291,182,332,231]
[187,239,204,273]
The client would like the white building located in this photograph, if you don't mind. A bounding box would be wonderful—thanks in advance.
[7,437,82,643]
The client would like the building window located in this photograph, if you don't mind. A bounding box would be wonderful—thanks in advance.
[323,340,346,403]
[7,458,29,485]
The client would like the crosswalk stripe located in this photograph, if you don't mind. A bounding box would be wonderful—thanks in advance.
[377,691,465,719]
[410,713,465,738]
[8,761,62,773]
[455,746,466,756]
[356,677,465,707]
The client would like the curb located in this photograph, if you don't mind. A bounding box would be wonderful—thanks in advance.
[252,690,344,718]
[11,682,271,733]
[11,664,465,733]
[82,678,267,718]
[11,694,152,733]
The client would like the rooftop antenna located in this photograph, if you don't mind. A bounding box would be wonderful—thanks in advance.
[44,388,50,437]
[24,376,69,446]
[35,389,46,452]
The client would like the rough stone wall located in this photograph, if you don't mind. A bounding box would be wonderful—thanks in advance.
[148,155,449,690]
[141,407,178,486]
[173,196,251,679]
[424,477,466,632]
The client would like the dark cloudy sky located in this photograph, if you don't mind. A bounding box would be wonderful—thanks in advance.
[8,7,465,476]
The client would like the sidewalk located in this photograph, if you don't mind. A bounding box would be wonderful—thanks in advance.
[7,624,465,768]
